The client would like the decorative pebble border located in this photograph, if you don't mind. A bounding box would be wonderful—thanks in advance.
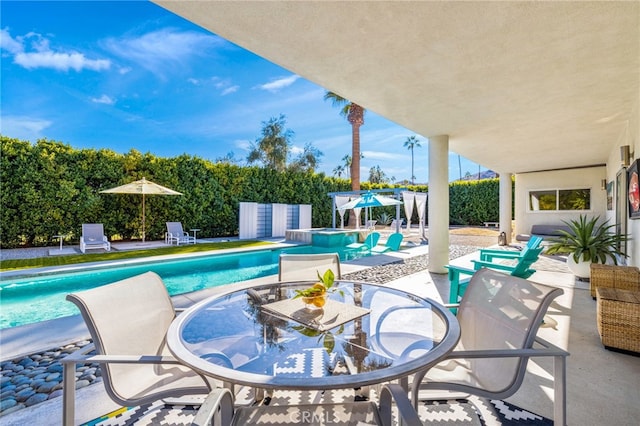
[0,246,481,417]
[0,340,101,416]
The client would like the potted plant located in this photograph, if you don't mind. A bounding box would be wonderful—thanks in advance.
[546,215,630,278]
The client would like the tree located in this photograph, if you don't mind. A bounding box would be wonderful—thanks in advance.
[332,164,346,177]
[215,151,241,164]
[246,114,293,172]
[403,135,422,185]
[324,92,365,191]
[368,165,388,184]
[289,142,323,173]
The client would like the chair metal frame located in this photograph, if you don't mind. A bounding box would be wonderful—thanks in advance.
[191,383,423,426]
[166,221,196,245]
[412,268,569,426]
[80,223,111,253]
[61,272,211,425]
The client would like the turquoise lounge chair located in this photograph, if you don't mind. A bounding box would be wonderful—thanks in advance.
[371,233,404,253]
[446,246,543,307]
[478,235,544,262]
[346,232,380,251]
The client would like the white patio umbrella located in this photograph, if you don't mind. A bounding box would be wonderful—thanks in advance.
[100,177,182,242]
[338,192,403,226]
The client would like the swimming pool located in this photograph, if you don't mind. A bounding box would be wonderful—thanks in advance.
[0,245,367,329]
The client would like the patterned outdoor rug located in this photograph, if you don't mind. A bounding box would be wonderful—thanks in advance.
[82,389,552,425]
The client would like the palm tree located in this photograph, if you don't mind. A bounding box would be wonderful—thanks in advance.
[324,92,365,191]
[332,164,346,177]
[403,135,421,184]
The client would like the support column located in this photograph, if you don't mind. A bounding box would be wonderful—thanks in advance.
[428,135,449,273]
[499,173,513,244]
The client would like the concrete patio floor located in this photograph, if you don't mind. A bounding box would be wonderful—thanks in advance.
[1,230,639,425]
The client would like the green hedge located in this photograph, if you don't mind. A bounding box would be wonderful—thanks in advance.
[1,137,502,248]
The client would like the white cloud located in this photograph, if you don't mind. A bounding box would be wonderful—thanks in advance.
[234,139,251,152]
[258,75,300,92]
[188,78,200,85]
[1,115,52,140]
[362,150,405,161]
[0,28,23,54]
[91,95,115,105]
[1,29,110,72]
[102,28,223,78]
[15,51,110,72]
[220,85,239,96]
[290,145,304,155]
[211,77,239,96]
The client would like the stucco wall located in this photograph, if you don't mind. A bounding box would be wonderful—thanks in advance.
[608,96,640,267]
[513,96,639,268]
[514,166,607,237]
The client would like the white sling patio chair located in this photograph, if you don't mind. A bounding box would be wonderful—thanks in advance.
[278,252,342,281]
[61,272,212,426]
[411,268,569,426]
[80,223,111,253]
[166,221,196,245]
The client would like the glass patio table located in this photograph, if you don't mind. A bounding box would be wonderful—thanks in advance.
[167,280,460,391]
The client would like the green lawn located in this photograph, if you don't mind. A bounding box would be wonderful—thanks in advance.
[0,240,273,271]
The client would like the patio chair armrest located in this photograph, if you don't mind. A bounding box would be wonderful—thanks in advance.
[445,264,476,276]
[60,344,185,365]
[443,344,568,359]
[191,388,235,426]
[479,250,521,261]
[378,383,422,426]
[534,336,571,357]
[471,259,516,271]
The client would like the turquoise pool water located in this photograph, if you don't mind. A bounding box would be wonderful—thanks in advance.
[0,245,366,329]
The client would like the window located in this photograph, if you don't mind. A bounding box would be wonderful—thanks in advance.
[529,189,590,211]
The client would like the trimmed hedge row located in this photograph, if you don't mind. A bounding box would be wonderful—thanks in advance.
[1,137,501,248]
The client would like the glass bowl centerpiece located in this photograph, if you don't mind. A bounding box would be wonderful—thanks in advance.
[293,269,337,310]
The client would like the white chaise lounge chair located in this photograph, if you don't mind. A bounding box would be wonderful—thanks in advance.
[166,221,196,245]
[79,223,111,253]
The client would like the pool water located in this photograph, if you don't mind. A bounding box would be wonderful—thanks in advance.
[0,245,367,329]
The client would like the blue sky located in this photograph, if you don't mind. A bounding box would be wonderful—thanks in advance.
[1,0,482,182]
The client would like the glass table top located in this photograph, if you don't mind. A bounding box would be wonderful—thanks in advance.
[167,280,460,390]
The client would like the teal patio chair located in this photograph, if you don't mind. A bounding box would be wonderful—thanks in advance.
[371,232,404,253]
[346,231,380,251]
[447,246,543,305]
[478,235,544,262]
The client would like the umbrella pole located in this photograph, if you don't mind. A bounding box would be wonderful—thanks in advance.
[142,193,146,243]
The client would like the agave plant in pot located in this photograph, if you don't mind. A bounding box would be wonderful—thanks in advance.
[546,215,629,279]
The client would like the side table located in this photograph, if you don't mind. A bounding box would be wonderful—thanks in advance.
[596,287,640,354]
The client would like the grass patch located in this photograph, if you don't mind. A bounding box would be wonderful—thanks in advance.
[0,240,274,272]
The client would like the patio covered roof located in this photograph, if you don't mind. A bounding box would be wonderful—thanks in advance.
[154,1,639,174]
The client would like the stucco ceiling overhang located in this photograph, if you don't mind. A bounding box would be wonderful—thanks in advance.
[154,1,639,175]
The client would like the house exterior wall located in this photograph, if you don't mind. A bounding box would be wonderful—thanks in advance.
[514,166,607,237]
[607,95,640,267]
[513,97,639,268]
